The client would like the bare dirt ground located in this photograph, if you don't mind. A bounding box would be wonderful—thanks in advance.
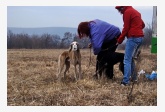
[7,48,157,106]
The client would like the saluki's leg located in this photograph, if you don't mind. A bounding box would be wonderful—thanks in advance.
[58,62,65,81]
[64,59,70,79]
[78,63,82,79]
[74,64,78,80]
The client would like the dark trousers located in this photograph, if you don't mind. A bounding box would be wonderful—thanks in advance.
[96,37,118,79]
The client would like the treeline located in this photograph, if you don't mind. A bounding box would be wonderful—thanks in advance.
[7,31,90,49]
[7,24,152,49]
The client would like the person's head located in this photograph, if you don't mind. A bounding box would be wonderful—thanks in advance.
[77,21,90,39]
[115,6,125,14]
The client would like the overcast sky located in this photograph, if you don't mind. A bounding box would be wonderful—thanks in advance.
[7,6,153,28]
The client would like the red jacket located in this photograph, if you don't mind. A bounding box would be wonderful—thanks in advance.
[117,6,145,44]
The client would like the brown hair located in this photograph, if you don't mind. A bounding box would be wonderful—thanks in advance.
[77,21,90,39]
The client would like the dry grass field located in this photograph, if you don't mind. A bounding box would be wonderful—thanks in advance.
[7,48,157,106]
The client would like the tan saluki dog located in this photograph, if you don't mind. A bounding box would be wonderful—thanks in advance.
[57,41,82,81]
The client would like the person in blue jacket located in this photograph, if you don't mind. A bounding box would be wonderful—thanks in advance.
[77,19,121,79]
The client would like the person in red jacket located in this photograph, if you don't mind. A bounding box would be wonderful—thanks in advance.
[115,6,145,86]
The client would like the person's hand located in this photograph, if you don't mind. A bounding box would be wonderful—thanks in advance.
[88,43,92,48]
[116,42,119,45]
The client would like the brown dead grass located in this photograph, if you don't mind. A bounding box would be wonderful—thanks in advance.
[7,48,157,106]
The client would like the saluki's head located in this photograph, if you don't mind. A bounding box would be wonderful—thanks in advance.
[69,41,79,52]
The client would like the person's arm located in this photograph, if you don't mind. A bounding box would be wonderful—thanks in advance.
[117,12,131,44]
[91,33,105,55]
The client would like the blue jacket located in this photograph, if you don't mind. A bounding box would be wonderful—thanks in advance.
[89,19,121,55]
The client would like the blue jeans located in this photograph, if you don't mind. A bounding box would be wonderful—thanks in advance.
[122,37,143,84]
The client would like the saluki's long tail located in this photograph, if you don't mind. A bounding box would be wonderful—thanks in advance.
[57,54,61,76]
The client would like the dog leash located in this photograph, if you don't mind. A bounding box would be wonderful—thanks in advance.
[127,60,136,103]
[82,47,93,75]
[127,52,141,103]
[83,44,118,76]
[89,47,92,67]
[101,44,118,52]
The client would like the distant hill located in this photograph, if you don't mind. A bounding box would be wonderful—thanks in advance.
[7,27,77,38]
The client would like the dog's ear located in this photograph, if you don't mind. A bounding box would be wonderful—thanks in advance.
[69,43,72,52]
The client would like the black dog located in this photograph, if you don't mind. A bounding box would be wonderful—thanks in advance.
[95,51,124,79]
